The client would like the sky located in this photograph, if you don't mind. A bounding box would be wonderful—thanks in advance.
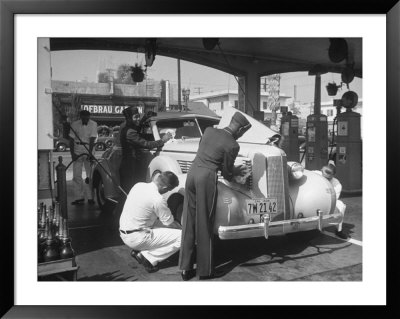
[51,50,362,104]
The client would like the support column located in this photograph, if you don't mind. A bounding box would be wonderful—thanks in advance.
[237,76,246,113]
[308,64,327,116]
[237,72,260,116]
[313,73,321,115]
[245,72,260,116]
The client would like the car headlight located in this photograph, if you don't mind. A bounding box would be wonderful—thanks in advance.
[288,161,304,180]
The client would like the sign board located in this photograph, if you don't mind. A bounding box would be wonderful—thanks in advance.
[307,127,315,142]
[337,121,348,136]
[80,105,143,115]
[282,122,289,136]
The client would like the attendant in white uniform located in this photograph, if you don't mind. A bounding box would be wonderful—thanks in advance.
[314,161,348,239]
[119,171,181,273]
[69,110,98,205]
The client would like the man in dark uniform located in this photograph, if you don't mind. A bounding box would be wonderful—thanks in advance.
[119,106,171,194]
[179,111,252,280]
[109,107,172,229]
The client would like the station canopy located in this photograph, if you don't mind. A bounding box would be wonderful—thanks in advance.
[49,38,362,78]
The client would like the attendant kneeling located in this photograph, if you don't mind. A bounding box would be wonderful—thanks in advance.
[119,171,181,273]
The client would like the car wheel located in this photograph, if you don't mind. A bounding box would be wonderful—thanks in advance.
[95,175,107,210]
[56,143,67,152]
[94,174,115,214]
[95,142,106,151]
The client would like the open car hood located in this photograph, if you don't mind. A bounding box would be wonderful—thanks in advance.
[217,106,280,144]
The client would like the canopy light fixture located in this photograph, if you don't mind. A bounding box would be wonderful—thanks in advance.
[144,38,157,68]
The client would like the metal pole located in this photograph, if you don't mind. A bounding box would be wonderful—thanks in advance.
[56,156,68,220]
[177,59,181,111]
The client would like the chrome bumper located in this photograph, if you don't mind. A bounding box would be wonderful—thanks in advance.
[218,210,343,240]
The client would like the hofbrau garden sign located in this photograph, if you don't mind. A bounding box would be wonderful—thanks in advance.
[80,104,143,114]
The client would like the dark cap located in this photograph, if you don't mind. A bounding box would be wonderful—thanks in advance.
[122,106,139,119]
[232,112,251,127]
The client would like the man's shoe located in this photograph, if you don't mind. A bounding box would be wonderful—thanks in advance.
[88,199,95,205]
[136,253,159,273]
[335,230,349,240]
[181,269,196,281]
[130,250,142,264]
[71,199,84,205]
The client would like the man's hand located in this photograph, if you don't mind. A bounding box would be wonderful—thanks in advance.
[145,111,157,118]
[233,164,249,177]
[161,132,173,143]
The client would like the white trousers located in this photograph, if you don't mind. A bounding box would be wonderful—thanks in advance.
[120,220,182,266]
[72,154,93,200]
[335,200,346,232]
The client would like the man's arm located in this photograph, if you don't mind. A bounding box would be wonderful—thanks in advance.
[154,197,176,227]
[221,145,240,181]
[126,128,170,150]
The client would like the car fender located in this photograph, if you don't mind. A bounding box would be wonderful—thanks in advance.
[288,170,336,219]
[147,155,183,181]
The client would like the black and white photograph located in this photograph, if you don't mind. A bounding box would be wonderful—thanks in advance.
[2,6,396,315]
[37,37,364,283]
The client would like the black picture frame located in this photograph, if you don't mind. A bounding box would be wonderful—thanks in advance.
[1,0,398,317]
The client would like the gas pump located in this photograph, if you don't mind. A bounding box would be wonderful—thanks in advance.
[305,114,328,170]
[334,91,362,194]
[280,111,299,161]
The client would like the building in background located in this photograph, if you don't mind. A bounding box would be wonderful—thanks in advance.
[51,80,161,139]
[189,90,290,116]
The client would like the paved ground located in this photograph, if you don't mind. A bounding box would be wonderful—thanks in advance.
[46,151,362,282]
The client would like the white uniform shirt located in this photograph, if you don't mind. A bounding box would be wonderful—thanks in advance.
[69,119,98,154]
[119,182,174,231]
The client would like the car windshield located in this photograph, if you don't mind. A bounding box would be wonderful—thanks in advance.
[157,119,202,139]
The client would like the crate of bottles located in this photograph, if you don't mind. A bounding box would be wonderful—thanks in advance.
[37,202,78,280]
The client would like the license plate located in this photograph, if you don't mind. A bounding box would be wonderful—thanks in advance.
[245,198,277,215]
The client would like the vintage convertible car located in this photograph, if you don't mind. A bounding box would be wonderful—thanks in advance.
[91,107,343,240]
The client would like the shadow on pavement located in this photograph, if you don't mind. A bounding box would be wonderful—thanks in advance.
[212,228,355,279]
[78,270,138,281]
[70,225,123,256]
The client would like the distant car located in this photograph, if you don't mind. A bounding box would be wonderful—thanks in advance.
[95,125,114,151]
[54,137,70,152]
[95,136,114,151]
